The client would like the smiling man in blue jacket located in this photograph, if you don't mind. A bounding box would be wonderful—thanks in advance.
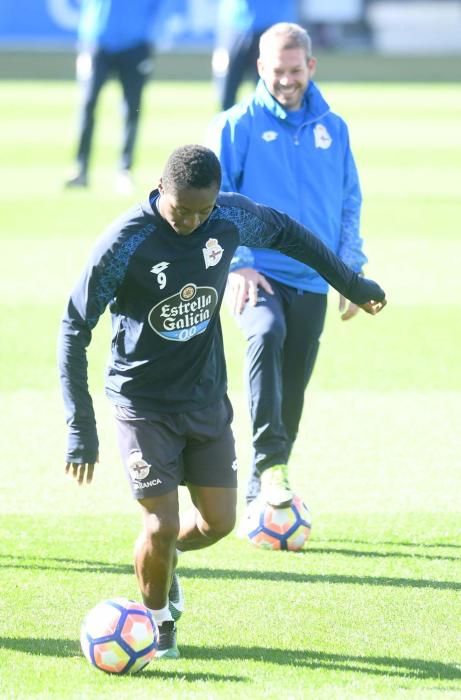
[208,23,369,512]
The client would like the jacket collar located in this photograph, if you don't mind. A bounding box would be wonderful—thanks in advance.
[255,79,330,121]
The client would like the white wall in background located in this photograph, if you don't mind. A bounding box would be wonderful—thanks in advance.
[368,1,461,53]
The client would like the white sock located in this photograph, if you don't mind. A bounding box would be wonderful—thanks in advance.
[176,548,183,557]
[149,604,173,626]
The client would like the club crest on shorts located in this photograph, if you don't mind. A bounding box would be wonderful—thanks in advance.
[203,238,223,269]
[127,450,151,481]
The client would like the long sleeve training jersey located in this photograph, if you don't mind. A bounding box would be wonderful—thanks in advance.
[58,191,384,463]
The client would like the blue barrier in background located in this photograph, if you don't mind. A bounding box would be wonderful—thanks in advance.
[0,0,217,49]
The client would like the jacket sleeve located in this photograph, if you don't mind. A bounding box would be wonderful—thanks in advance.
[58,297,99,464]
[207,110,255,271]
[338,127,368,273]
[229,246,255,271]
[207,109,250,192]
[230,198,385,304]
[57,243,125,463]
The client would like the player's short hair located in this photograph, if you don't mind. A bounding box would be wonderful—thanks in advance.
[162,145,222,192]
[259,22,313,59]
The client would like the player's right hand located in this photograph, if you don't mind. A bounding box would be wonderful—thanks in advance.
[226,268,274,315]
[359,298,387,315]
[65,461,96,486]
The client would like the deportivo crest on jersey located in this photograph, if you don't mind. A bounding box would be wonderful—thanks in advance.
[262,130,278,142]
[313,124,332,149]
[127,450,151,480]
[148,283,219,342]
[203,238,224,269]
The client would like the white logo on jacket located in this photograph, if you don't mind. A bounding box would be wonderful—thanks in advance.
[203,238,224,269]
[313,124,332,149]
[261,130,278,142]
[151,261,170,289]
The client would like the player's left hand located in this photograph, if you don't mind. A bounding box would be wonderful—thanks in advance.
[358,298,387,315]
[339,295,360,321]
[65,461,95,486]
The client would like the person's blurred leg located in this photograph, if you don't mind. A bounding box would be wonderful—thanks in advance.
[66,49,110,186]
[117,42,152,180]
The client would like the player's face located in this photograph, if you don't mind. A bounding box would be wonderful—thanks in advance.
[258,46,316,111]
[157,181,219,235]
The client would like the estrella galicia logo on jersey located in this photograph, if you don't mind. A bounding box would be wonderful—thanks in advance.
[203,238,224,269]
[148,283,218,342]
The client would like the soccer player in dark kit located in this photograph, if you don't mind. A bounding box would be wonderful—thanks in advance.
[58,145,386,658]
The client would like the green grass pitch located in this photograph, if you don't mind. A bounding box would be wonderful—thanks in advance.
[0,79,460,699]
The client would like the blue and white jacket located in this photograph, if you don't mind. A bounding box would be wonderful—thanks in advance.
[208,79,367,293]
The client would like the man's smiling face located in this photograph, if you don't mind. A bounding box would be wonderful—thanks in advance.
[258,43,316,112]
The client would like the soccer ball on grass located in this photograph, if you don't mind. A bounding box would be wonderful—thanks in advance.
[80,597,158,673]
[246,494,311,551]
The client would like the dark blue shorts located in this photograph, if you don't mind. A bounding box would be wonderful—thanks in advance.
[114,396,237,499]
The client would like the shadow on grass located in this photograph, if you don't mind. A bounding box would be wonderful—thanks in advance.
[309,546,460,562]
[139,669,246,683]
[1,637,460,683]
[0,555,459,591]
[180,567,461,591]
[317,539,461,551]
[182,645,461,682]
[0,554,132,575]
[0,637,246,683]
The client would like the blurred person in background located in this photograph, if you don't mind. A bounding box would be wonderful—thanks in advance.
[65,0,163,193]
[208,23,369,514]
[212,0,299,111]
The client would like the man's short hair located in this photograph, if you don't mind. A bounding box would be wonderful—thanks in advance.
[259,22,312,59]
[162,145,222,192]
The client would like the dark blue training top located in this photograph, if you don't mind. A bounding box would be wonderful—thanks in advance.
[58,191,384,463]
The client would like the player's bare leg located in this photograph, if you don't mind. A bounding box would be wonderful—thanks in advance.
[177,485,237,551]
[135,490,180,609]
[135,490,181,658]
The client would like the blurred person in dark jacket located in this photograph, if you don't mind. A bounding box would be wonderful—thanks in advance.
[212,0,299,111]
[65,0,163,193]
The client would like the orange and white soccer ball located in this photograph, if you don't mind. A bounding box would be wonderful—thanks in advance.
[80,598,158,674]
[246,494,312,551]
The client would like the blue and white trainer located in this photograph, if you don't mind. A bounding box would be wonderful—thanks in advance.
[156,620,179,659]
